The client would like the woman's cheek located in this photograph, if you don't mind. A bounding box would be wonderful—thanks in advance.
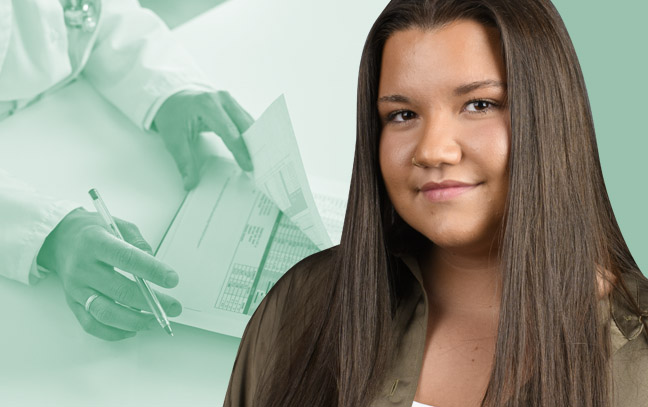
[381,130,417,170]
[464,121,510,175]
[380,133,406,188]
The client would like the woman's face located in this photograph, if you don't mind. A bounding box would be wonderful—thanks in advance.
[378,20,510,253]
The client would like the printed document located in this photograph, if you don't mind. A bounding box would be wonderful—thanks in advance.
[156,96,345,337]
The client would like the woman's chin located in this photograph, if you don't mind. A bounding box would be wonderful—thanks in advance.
[421,230,500,256]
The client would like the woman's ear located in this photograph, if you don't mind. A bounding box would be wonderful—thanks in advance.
[596,263,617,300]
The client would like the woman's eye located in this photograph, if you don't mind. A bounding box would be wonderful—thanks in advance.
[387,110,417,122]
[464,100,497,113]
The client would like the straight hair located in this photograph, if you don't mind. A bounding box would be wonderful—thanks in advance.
[256,1,648,406]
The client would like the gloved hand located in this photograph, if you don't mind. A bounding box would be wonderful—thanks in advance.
[37,208,182,341]
[152,90,254,190]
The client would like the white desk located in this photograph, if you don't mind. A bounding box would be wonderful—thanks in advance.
[1,0,646,406]
[0,0,388,405]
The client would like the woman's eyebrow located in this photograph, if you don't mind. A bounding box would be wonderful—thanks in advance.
[453,80,506,96]
[378,81,506,104]
[377,94,410,104]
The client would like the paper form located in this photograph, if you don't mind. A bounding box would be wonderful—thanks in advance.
[156,96,344,337]
[242,95,333,250]
[157,158,323,336]
[311,176,349,245]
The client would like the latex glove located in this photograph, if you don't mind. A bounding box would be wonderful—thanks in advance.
[37,208,182,341]
[152,90,254,190]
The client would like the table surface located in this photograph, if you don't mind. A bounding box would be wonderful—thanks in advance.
[0,1,388,405]
[1,1,647,406]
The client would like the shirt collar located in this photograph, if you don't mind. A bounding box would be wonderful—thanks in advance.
[399,254,425,290]
[610,272,648,342]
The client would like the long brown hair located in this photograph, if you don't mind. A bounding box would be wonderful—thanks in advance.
[256,0,648,406]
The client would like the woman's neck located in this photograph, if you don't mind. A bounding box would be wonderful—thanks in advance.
[418,243,502,319]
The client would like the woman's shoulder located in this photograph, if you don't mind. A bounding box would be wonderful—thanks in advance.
[242,245,339,338]
[224,247,339,406]
[273,245,339,295]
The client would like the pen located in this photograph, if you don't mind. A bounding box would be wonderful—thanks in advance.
[88,188,174,336]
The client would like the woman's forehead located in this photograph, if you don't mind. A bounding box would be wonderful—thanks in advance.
[379,21,506,96]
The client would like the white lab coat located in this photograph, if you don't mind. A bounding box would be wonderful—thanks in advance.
[0,0,215,284]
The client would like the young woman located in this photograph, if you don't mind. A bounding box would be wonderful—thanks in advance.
[225,0,648,406]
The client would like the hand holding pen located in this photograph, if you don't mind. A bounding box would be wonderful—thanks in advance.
[89,188,175,336]
[37,192,182,341]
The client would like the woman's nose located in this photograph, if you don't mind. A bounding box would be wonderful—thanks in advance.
[412,114,462,168]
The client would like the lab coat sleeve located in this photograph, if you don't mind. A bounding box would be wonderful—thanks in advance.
[0,169,80,285]
[82,0,216,130]
[0,0,11,74]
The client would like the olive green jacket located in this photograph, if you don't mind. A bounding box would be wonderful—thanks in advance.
[225,248,648,406]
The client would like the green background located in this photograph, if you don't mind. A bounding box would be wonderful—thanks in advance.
[552,1,647,276]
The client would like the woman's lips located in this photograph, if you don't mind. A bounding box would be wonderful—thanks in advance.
[420,181,480,202]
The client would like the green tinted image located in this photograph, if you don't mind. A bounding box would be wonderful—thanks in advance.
[0,0,646,406]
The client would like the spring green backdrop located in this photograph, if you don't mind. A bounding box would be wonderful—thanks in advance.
[552,1,647,276]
